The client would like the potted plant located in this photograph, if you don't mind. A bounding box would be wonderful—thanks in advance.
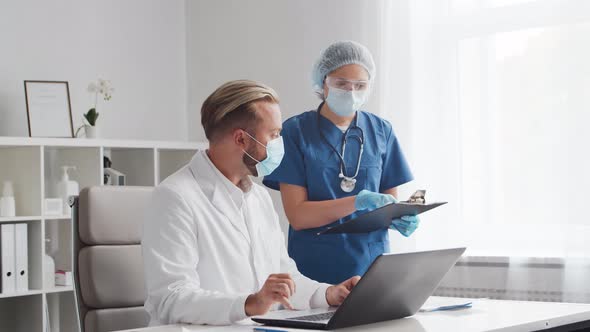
[76,79,113,138]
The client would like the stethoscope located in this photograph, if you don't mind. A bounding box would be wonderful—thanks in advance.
[317,103,365,193]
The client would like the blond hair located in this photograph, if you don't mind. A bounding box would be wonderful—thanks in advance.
[201,80,280,142]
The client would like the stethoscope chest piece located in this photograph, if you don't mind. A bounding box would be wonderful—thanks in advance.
[340,175,357,193]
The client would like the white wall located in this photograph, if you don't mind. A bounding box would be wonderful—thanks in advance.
[0,0,187,140]
[185,0,389,141]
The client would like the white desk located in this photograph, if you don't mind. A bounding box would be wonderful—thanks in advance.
[117,297,590,332]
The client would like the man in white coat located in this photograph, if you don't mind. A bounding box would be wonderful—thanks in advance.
[143,80,360,326]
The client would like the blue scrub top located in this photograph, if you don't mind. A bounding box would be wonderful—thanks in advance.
[263,108,413,284]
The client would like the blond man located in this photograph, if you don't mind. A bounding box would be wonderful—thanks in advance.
[143,80,359,326]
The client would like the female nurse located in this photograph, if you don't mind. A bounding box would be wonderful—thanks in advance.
[263,41,419,284]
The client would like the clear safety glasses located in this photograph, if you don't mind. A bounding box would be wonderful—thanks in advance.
[325,76,370,91]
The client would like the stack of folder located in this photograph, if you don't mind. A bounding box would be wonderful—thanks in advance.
[0,223,28,293]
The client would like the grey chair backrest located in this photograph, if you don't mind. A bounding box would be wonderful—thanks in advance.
[72,186,152,332]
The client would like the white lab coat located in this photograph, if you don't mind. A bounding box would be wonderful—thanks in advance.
[143,150,331,326]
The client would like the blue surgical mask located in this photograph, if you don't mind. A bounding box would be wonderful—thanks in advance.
[326,87,368,117]
[242,132,285,177]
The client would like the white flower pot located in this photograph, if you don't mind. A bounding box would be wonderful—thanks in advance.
[85,125,99,139]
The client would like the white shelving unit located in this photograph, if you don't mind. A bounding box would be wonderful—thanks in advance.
[0,137,205,332]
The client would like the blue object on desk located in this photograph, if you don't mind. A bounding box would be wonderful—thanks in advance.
[253,327,289,332]
[420,302,473,312]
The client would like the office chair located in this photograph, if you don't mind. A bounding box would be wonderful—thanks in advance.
[71,186,152,332]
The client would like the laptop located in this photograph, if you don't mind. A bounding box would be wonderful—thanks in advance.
[252,247,466,330]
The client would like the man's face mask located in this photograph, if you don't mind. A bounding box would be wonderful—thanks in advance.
[242,131,285,177]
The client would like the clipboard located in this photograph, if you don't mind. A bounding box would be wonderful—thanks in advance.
[317,201,447,235]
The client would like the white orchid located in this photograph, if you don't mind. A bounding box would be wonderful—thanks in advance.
[84,78,114,127]
[88,78,114,101]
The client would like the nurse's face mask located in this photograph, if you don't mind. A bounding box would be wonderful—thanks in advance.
[241,131,285,177]
[325,76,370,117]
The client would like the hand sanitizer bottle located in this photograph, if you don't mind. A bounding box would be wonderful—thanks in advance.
[57,166,79,216]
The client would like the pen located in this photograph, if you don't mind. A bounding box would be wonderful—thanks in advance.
[420,302,473,312]
[436,302,472,311]
[253,327,289,332]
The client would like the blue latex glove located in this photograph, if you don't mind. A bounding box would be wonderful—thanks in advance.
[354,190,395,211]
[385,195,420,237]
[390,215,420,237]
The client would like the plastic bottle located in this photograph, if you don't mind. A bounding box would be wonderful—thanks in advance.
[0,181,16,217]
[43,239,55,289]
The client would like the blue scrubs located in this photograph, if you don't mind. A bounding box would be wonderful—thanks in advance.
[263,109,413,284]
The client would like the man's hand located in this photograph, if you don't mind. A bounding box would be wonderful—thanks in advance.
[326,276,361,306]
[245,273,296,316]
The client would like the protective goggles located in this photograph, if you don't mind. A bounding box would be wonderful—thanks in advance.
[325,76,370,91]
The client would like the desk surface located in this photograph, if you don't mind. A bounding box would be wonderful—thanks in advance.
[118,297,590,332]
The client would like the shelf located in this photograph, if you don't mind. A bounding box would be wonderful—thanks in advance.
[46,291,78,332]
[0,289,43,299]
[44,286,73,294]
[43,215,71,221]
[45,219,73,289]
[0,146,42,216]
[105,147,156,186]
[157,148,197,183]
[0,138,204,332]
[44,146,102,214]
[0,216,42,223]
[0,294,43,331]
[0,136,205,150]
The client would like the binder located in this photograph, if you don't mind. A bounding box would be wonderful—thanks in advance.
[1,224,16,293]
[15,223,29,291]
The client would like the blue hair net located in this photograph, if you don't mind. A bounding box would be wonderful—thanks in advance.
[311,40,376,95]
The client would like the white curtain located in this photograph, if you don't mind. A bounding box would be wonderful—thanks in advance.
[379,0,590,259]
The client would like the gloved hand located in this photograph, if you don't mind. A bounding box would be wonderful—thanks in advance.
[390,215,420,237]
[354,190,395,211]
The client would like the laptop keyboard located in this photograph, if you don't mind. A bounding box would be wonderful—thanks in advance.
[290,311,335,322]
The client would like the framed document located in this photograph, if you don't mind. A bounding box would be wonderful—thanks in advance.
[24,80,74,138]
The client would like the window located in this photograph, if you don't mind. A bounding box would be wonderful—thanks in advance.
[381,0,590,257]
[458,22,590,257]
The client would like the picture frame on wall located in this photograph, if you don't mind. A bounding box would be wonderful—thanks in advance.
[24,80,74,138]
